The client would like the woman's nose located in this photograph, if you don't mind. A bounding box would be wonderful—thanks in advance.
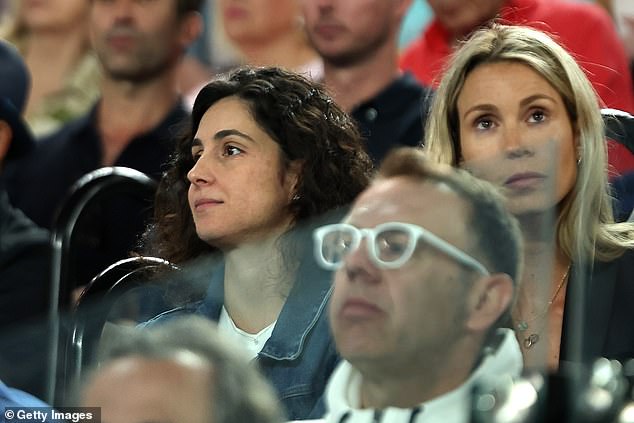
[187,155,215,186]
[503,124,534,159]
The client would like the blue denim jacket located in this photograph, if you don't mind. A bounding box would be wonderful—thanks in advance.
[144,256,340,420]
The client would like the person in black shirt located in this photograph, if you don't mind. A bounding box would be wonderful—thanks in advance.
[0,40,49,328]
[301,0,433,163]
[5,0,205,287]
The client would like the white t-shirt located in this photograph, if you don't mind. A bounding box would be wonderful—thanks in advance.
[218,306,277,361]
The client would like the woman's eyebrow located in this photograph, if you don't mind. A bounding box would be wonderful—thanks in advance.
[462,103,498,119]
[519,93,557,108]
[191,129,256,150]
[213,129,256,143]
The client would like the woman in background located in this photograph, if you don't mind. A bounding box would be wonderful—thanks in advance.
[0,0,100,137]
[425,24,634,370]
[216,0,322,79]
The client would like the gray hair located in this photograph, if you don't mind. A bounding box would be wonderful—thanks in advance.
[84,316,285,423]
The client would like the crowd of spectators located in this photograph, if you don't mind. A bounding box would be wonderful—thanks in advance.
[1,1,633,422]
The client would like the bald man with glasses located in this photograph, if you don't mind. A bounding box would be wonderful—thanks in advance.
[311,147,524,423]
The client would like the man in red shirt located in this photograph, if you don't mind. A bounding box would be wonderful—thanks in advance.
[400,0,634,174]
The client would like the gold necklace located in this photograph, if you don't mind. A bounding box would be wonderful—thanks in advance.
[515,264,571,349]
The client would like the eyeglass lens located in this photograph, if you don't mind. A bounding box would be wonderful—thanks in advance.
[321,227,413,266]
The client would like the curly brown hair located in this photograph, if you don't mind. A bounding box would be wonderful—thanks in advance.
[142,66,373,264]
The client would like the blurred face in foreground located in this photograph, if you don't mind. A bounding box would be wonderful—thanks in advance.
[82,353,213,423]
[328,177,478,373]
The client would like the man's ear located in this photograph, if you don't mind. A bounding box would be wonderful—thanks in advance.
[0,120,13,163]
[464,273,514,332]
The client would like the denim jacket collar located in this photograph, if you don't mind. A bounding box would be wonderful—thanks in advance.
[196,259,334,361]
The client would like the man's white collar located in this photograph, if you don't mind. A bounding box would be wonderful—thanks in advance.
[322,328,523,423]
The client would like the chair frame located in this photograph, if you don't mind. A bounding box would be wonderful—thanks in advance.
[45,167,157,403]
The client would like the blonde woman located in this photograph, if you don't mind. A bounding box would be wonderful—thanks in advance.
[1,0,100,137]
[425,24,634,370]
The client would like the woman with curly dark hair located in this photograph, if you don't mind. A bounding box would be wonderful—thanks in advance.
[141,66,373,420]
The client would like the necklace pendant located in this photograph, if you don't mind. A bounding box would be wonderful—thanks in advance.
[524,333,539,349]
[516,321,529,332]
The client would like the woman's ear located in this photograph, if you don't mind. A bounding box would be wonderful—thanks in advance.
[465,273,514,332]
[285,159,305,201]
[570,119,582,162]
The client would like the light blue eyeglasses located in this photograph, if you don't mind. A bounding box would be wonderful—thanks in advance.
[313,221,490,274]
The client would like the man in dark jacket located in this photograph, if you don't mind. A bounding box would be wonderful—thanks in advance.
[0,40,49,328]
[0,40,52,400]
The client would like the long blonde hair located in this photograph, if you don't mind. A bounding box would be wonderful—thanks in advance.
[425,24,634,262]
[0,0,91,53]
